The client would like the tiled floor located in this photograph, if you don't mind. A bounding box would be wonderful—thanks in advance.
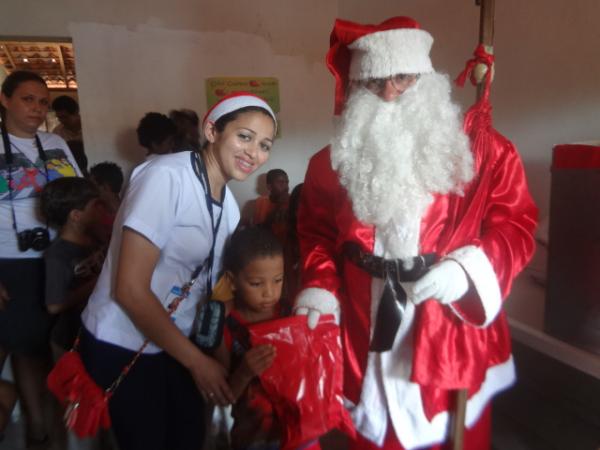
[2,341,599,449]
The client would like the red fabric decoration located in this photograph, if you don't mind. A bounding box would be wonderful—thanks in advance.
[248,315,355,450]
[326,17,422,115]
[47,351,112,438]
[454,44,495,90]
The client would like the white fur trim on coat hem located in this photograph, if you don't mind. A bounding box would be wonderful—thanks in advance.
[353,354,515,449]
[445,245,503,327]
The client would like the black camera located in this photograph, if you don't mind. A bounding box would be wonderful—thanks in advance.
[17,227,51,252]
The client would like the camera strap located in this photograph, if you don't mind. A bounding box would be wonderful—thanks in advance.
[191,151,224,299]
[1,124,49,235]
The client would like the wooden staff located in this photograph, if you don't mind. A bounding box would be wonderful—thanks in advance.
[450,5,495,450]
[476,0,495,100]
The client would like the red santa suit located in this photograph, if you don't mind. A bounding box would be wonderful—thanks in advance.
[296,17,538,449]
[296,88,537,450]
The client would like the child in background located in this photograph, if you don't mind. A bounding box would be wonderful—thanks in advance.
[40,177,106,357]
[89,161,123,213]
[89,161,124,241]
[284,183,304,303]
[244,169,290,244]
[137,112,177,158]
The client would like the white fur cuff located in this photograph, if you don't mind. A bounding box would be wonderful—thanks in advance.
[295,287,340,315]
[445,245,502,327]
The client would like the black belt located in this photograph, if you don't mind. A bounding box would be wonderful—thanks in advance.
[343,242,435,282]
[343,242,436,352]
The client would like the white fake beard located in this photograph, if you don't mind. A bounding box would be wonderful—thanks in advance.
[330,73,474,258]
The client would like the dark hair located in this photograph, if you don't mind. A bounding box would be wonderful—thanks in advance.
[136,112,177,150]
[66,140,88,175]
[169,109,199,127]
[288,183,303,235]
[1,70,46,98]
[266,169,288,185]
[51,95,79,114]
[224,226,283,275]
[40,177,99,228]
[0,71,47,119]
[89,161,124,194]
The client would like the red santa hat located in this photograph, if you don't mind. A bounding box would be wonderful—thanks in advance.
[326,17,434,115]
[203,92,277,130]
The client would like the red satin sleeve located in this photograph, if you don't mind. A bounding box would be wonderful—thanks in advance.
[413,101,538,410]
[449,114,538,322]
[296,147,342,301]
[477,134,537,294]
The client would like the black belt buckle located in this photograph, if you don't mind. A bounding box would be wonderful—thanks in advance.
[383,258,397,280]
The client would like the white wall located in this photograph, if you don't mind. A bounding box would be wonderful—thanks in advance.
[339,0,600,326]
[340,0,600,219]
[3,0,599,211]
[68,22,335,204]
[2,0,600,324]
[0,0,338,206]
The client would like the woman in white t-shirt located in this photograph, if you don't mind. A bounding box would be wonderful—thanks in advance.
[0,71,81,446]
[80,94,277,450]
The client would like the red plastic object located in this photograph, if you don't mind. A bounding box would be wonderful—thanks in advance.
[248,314,355,450]
[47,351,111,438]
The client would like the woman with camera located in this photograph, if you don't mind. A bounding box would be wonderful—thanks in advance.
[0,70,81,447]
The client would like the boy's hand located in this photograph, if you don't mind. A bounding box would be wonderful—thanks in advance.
[241,345,276,378]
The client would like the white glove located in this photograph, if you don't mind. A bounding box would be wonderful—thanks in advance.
[294,287,340,330]
[409,259,469,305]
[295,307,323,330]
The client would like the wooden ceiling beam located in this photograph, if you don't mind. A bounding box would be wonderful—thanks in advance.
[57,44,68,88]
[0,40,75,90]
[1,42,18,71]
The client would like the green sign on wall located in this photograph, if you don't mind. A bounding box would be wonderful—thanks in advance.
[205,77,280,113]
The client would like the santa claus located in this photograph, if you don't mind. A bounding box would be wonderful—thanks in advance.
[294,16,538,449]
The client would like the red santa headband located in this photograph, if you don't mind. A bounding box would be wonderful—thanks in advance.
[203,92,277,130]
[326,17,434,115]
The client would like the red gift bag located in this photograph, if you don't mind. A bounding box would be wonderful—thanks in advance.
[248,314,355,450]
[47,351,112,438]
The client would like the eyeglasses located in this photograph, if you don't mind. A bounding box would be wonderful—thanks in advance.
[361,74,420,95]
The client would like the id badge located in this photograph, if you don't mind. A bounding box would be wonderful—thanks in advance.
[164,285,189,323]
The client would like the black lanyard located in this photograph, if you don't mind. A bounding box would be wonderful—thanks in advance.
[190,151,224,298]
[1,124,49,233]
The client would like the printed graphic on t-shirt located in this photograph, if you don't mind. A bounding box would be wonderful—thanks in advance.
[73,248,107,279]
[0,149,78,200]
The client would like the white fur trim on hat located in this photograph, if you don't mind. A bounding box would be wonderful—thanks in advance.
[349,28,434,80]
[203,93,277,129]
